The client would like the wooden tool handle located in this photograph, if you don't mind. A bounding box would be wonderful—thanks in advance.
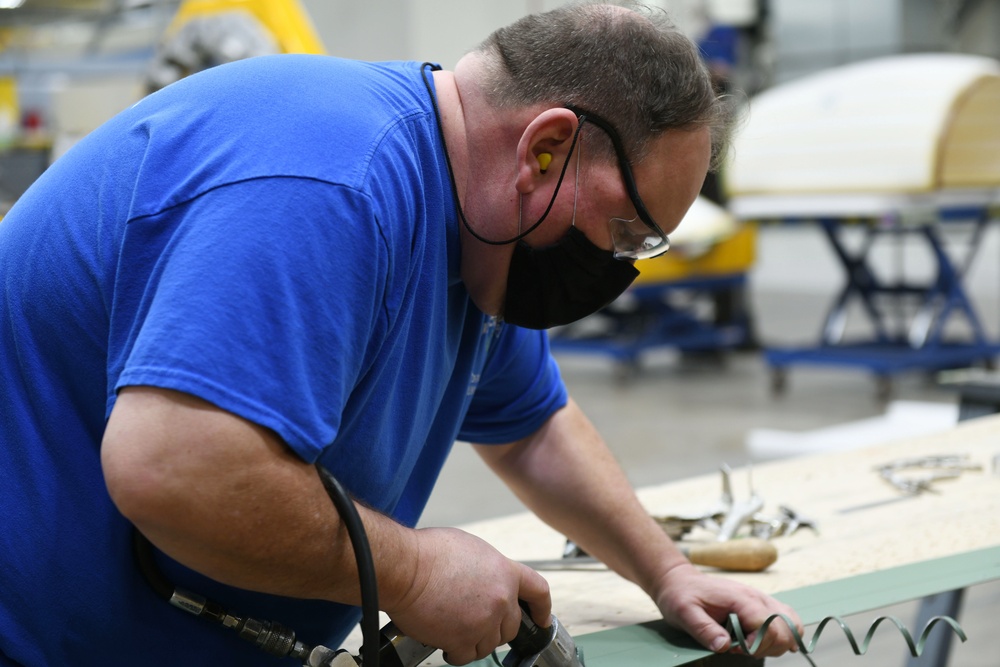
[682,538,778,572]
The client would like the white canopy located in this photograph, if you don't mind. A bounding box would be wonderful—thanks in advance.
[724,53,1000,214]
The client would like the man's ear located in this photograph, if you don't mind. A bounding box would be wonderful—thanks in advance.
[514,108,580,194]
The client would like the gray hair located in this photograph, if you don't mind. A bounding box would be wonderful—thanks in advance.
[475,1,731,170]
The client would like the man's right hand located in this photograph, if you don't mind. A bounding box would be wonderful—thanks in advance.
[384,527,551,665]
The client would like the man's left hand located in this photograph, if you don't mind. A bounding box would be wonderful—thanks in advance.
[653,562,803,657]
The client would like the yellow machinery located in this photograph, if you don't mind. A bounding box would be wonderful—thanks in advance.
[148,0,325,90]
[633,223,756,286]
[165,0,325,55]
[0,76,19,150]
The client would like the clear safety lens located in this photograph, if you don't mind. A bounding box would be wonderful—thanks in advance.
[609,216,670,260]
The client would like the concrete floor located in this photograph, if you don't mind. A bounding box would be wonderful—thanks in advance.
[418,283,999,666]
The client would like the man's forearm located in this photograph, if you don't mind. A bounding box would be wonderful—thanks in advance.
[478,398,807,659]
[475,398,689,596]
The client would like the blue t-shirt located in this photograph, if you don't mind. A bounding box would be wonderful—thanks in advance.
[0,55,567,666]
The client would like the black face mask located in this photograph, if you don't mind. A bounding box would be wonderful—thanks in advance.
[503,226,639,330]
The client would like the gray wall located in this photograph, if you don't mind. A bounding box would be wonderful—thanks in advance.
[770,0,1000,84]
[770,0,902,83]
[300,0,566,69]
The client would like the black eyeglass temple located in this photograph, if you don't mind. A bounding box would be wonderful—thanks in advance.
[563,105,666,240]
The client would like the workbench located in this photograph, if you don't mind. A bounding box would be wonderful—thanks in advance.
[432,413,1000,666]
[730,191,1000,399]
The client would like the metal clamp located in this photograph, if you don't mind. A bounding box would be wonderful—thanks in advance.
[876,455,982,495]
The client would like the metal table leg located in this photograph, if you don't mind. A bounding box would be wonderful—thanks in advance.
[902,589,965,667]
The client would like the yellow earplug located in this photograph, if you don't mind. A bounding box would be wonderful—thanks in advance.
[537,152,553,173]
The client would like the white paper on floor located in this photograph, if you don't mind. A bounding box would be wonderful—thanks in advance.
[746,401,960,461]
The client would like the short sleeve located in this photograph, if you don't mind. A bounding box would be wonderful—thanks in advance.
[111,177,389,460]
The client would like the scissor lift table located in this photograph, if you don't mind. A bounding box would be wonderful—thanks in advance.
[724,53,1000,397]
[731,191,1000,398]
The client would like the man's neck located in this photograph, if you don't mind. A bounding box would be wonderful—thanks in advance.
[431,69,469,210]
[433,59,519,318]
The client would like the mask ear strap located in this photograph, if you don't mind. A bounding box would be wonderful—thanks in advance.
[421,61,585,246]
[503,118,585,243]
[571,129,582,229]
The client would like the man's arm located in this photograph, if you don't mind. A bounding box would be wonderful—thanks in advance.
[474,397,802,658]
[102,386,549,664]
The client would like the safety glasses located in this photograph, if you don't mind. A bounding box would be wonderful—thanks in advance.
[565,105,671,260]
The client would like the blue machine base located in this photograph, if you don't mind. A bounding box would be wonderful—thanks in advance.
[765,341,1000,376]
[549,275,753,369]
[549,320,748,365]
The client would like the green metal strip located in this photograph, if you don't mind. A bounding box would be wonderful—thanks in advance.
[772,545,1000,626]
[572,621,712,666]
[470,545,1000,667]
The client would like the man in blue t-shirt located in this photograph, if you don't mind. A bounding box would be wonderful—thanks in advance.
[0,4,802,665]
